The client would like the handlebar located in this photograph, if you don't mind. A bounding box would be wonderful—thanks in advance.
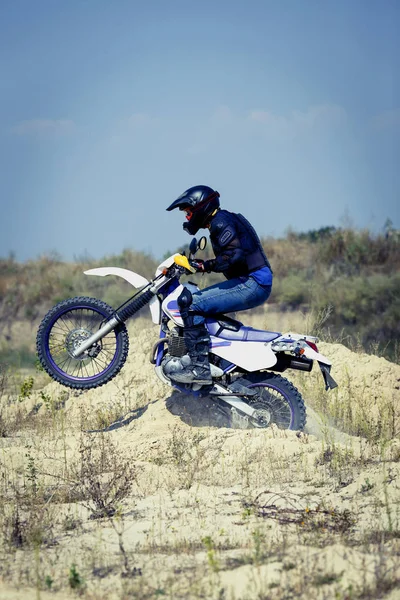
[174,255,196,273]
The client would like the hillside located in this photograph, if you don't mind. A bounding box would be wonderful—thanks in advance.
[0,318,399,599]
[1,226,399,369]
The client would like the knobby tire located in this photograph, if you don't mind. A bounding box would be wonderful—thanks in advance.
[36,296,129,390]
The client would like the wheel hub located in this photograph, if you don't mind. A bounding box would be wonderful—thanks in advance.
[65,329,100,359]
[252,406,272,428]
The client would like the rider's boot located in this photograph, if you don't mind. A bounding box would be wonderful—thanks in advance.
[170,324,212,385]
[169,287,212,385]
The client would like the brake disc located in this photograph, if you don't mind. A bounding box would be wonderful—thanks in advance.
[65,329,101,359]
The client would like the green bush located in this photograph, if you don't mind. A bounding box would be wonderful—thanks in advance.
[0,346,37,369]
[1,226,399,362]
[271,274,312,308]
[316,228,399,273]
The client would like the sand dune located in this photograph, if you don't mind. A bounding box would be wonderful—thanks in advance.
[0,323,399,599]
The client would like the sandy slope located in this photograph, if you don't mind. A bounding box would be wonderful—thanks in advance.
[1,322,400,599]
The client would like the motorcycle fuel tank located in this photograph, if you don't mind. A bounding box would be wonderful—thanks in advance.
[162,283,199,326]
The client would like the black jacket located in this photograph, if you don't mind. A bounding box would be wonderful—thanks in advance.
[205,210,272,280]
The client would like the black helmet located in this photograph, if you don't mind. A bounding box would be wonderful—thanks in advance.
[166,185,220,235]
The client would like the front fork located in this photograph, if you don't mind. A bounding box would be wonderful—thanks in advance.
[71,317,120,358]
[72,276,169,358]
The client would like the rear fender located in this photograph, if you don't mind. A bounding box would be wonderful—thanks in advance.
[273,332,338,390]
[84,267,161,324]
[272,334,332,366]
[302,345,332,366]
[302,346,338,390]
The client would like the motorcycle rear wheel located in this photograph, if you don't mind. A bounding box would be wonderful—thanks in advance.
[241,372,306,431]
[36,296,129,389]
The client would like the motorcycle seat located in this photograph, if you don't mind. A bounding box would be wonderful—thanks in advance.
[206,316,281,343]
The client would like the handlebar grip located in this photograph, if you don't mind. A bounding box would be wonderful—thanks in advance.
[174,255,196,273]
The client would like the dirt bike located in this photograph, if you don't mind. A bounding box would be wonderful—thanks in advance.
[36,237,337,431]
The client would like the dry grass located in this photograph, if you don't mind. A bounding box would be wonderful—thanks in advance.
[0,323,399,599]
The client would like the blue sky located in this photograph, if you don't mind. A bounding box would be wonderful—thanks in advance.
[0,0,399,262]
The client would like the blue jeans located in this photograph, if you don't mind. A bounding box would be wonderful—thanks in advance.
[190,276,272,326]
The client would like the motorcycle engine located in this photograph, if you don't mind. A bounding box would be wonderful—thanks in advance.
[162,354,191,377]
[166,327,187,357]
[161,327,190,377]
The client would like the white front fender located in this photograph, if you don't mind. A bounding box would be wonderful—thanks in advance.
[84,267,161,324]
[84,267,150,288]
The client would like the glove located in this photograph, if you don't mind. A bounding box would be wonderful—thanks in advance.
[204,259,215,273]
[189,259,216,273]
[189,259,206,272]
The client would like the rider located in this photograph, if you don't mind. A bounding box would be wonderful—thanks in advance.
[166,185,273,385]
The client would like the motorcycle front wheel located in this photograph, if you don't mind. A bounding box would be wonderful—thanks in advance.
[36,296,129,389]
[241,372,306,431]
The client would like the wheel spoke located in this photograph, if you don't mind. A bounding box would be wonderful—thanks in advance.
[82,361,91,379]
[47,306,118,380]
[61,315,76,332]
[250,384,292,429]
[53,320,70,335]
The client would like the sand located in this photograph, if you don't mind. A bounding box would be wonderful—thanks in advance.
[0,322,399,599]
